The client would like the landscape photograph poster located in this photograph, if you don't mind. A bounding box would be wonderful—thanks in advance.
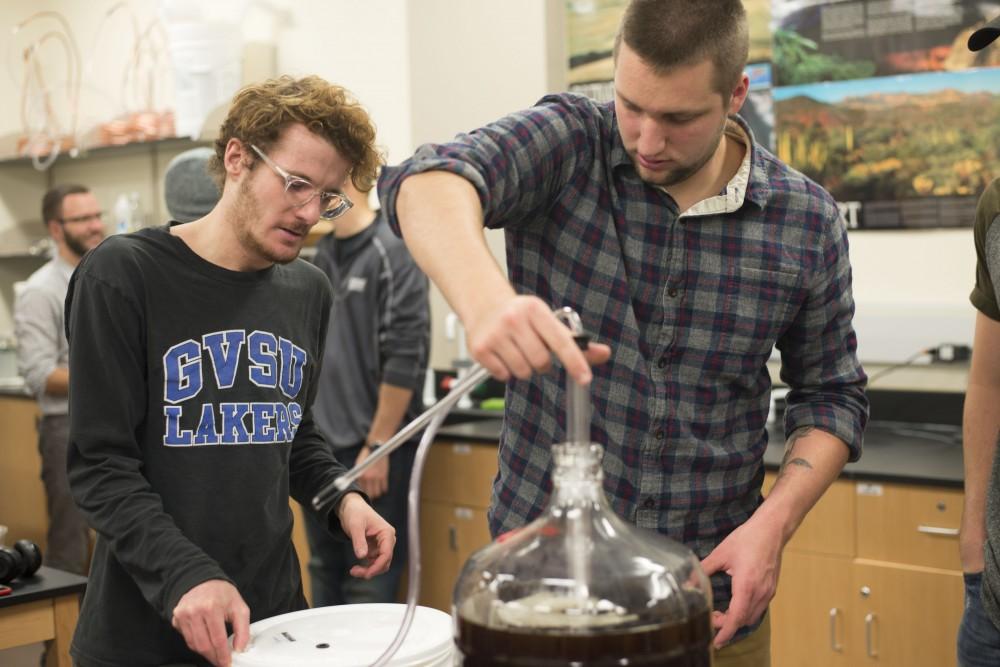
[774,67,1000,228]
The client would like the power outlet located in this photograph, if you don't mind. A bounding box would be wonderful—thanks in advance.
[930,344,971,363]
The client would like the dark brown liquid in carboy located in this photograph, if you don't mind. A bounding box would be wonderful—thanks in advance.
[455,610,712,666]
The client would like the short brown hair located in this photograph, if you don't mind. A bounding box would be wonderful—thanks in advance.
[41,184,90,228]
[613,0,749,97]
[208,75,383,192]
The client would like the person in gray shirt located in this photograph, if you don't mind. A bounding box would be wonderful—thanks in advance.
[305,178,430,605]
[14,184,105,574]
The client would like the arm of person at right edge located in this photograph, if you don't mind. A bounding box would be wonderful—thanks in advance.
[960,180,1000,574]
[65,254,245,667]
[960,312,1000,573]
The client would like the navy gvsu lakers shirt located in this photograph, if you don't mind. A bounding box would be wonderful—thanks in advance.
[65,224,353,667]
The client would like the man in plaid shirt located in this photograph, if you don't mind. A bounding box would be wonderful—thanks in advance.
[380,1,867,663]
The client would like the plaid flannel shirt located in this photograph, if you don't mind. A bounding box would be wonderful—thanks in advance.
[379,93,868,615]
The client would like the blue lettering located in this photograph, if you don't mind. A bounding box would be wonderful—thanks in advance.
[202,330,246,390]
[248,331,279,388]
[163,405,193,446]
[278,338,307,399]
[219,403,251,444]
[288,402,302,438]
[194,404,221,445]
[250,403,277,444]
[162,402,305,448]
[164,340,202,404]
[274,403,291,442]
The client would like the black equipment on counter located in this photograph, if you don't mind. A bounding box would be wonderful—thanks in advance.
[0,539,43,584]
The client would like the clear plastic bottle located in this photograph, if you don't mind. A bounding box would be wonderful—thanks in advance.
[127,191,143,231]
[113,193,131,234]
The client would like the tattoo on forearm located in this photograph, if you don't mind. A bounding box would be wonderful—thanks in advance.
[784,457,813,470]
[777,426,816,478]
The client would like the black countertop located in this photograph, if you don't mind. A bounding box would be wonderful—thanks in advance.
[0,565,87,608]
[434,417,964,488]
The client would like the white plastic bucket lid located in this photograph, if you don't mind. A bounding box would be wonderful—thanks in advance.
[231,604,452,667]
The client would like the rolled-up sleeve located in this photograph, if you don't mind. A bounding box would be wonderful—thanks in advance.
[14,283,64,397]
[777,201,869,461]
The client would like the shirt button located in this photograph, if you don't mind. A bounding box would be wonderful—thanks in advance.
[655,429,665,440]
[667,287,678,297]
[657,357,667,368]
[643,497,655,509]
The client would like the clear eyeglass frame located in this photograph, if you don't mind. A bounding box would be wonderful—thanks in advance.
[59,211,104,225]
[250,144,353,220]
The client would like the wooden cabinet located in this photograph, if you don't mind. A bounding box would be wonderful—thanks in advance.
[0,396,46,549]
[781,476,855,558]
[417,440,497,612]
[855,482,962,570]
[770,551,856,666]
[851,561,961,666]
[766,474,964,667]
[419,500,492,612]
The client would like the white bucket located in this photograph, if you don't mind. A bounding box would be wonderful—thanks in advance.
[231,604,453,667]
[161,20,242,138]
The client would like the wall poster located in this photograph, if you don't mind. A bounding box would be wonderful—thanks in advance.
[566,0,1000,229]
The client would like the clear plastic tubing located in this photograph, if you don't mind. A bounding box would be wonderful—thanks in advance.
[313,364,487,666]
[312,308,589,666]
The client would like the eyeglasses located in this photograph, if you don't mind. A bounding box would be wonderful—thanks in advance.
[250,144,353,220]
[58,212,103,225]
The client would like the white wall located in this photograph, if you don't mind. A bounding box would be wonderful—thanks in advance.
[849,230,977,363]
[0,0,980,368]
[406,0,556,369]
[274,0,412,167]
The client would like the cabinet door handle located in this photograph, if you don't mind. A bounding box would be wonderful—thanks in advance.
[829,608,843,652]
[917,524,959,537]
[448,526,458,551]
[865,612,878,658]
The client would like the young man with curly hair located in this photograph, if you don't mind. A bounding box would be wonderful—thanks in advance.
[65,76,394,667]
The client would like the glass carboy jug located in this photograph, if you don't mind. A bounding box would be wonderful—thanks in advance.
[452,312,713,666]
